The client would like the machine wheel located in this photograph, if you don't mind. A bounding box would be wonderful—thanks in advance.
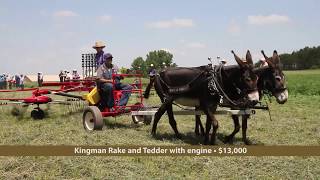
[83,106,103,131]
[132,114,153,125]
[31,109,45,120]
[132,115,144,124]
[131,103,153,125]
[143,115,153,125]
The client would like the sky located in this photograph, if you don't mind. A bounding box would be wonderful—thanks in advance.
[1,0,319,75]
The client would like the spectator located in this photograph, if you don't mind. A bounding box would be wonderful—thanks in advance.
[162,62,167,70]
[0,74,4,89]
[15,74,20,88]
[3,73,8,89]
[65,71,71,82]
[63,70,68,82]
[20,74,25,90]
[143,64,156,98]
[37,72,43,87]
[72,69,80,81]
[8,75,14,89]
[59,70,64,82]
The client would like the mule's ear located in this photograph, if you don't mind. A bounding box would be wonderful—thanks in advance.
[272,50,280,65]
[246,50,253,66]
[262,50,275,68]
[231,50,244,66]
[266,57,275,68]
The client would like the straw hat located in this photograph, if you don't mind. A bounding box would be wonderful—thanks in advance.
[92,41,106,49]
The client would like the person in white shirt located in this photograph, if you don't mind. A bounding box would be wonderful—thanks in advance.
[65,72,72,82]
[72,69,80,81]
[20,74,25,90]
[37,72,43,87]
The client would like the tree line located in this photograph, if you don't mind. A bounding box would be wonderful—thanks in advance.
[124,46,320,74]
[280,46,320,70]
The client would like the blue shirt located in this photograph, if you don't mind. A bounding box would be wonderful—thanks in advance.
[148,68,156,76]
[95,51,105,67]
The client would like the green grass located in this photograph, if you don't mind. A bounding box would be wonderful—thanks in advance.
[285,69,320,95]
[0,70,319,179]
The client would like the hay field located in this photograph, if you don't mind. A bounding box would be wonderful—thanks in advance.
[0,70,319,179]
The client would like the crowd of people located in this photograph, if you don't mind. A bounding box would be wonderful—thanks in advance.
[0,73,26,89]
[0,69,81,90]
[58,69,80,82]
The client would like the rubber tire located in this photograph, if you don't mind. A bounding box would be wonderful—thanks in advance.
[37,109,45,119]
[143,115,153,125]
[83,106,103,131]
[31,109,45,120]
[132,115,144,124]
[131,103,153,125]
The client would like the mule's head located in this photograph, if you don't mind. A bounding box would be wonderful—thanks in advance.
[260,50,288,104]
[231,50,259,106]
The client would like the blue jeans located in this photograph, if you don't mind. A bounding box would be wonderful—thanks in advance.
[100,82,133,108]
[116,83,133,106]
[100,83,114,108]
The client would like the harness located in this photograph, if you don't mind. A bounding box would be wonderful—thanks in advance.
[158,65,256,108]
[208,65,241,107]
[158,68,207,94]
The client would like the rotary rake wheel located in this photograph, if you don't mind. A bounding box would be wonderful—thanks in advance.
[65,98,88,115]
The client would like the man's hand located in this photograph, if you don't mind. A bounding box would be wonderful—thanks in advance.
[97,78,112,83]
[115,75,124,81]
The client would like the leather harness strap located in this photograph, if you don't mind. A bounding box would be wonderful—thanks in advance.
[158,70,206,94]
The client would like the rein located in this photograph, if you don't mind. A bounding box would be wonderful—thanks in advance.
[263,93,273,121]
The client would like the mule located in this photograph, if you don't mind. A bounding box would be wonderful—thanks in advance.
[145,50,259,144]
[224,50,288,144]
[195,50,288,144]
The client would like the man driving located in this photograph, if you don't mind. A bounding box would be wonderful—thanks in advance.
[96,53,133,110]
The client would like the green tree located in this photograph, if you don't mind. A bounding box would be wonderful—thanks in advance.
[131,57,146,75]
[119,67,127,74]
[130,50,176,76]
[145,50,174,70]
[280,46,320,70]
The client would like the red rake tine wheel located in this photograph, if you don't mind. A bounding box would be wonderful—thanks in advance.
[83,106,103,131]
